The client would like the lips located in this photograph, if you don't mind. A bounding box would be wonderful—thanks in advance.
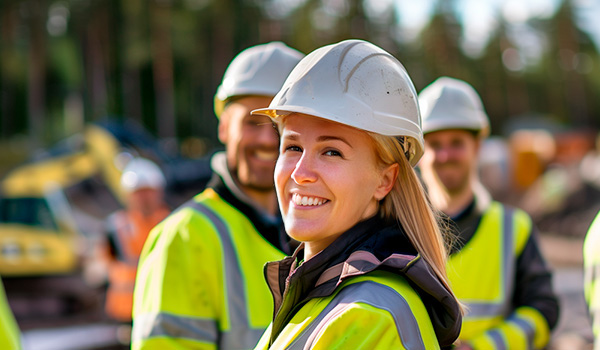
[292,193,329,206]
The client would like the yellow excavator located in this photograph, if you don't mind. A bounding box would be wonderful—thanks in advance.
[0,124,125,277]
[0,119,212,327]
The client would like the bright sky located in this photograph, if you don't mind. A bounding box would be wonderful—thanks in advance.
[393,0,600,59]
[268,0,600,62]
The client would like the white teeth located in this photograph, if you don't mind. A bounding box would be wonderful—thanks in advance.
[255,150,278,161]
[292,193,327,206]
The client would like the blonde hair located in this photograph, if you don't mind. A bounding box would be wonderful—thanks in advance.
[369,133,458,300]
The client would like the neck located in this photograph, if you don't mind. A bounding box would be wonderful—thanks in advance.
[241,186,279,216]
[428,181,475,218]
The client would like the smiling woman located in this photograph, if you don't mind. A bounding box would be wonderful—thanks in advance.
[251,39,463,350]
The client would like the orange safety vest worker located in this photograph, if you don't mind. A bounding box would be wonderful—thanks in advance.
[105,208,169,322]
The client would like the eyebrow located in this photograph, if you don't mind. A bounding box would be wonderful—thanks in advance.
[282,132,353,148]
[317,135,353,148]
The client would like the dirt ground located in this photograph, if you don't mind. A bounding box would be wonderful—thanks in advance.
[539,234,595,350]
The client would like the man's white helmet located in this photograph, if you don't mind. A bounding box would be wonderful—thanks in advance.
[214,41,304,117]
[120,157,166,193]
[418,77,490,137]
[252,39,424,166]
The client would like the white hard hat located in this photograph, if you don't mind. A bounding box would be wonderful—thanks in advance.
[120,158,166,192]
[418,77,490,137]
[252,39,424,166]
[214,41,304,117]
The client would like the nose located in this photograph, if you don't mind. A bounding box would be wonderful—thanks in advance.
[291,153,318,184]
[434,146,451,163]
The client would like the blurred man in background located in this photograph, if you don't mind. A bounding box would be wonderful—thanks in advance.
[104,157,170,323]
[585,211,600,350]
[418,77,559,349]
[131,42,303,349]
[0,278,20,349]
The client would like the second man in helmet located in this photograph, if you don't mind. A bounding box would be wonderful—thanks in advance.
[418,77,559,349]
[131,42,303,350]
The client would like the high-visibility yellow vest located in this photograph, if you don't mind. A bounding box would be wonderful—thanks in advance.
[584,211,600,350]
[132,188,286,349]
[0,280,20,350]
[447,201,550,349]
[254,270,441,350]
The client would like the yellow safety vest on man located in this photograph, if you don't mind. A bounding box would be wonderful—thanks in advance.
[0,279,21,350]
[448,201,552,349]
[132,180,288,349]
[584,211,600,350]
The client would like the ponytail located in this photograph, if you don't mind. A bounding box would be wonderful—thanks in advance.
[370,134,459,303]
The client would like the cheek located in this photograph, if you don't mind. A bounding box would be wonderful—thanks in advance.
[419,150,436,168]
[274,158,292,204]
[274,158,286,187]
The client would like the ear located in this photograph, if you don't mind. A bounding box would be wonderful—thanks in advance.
[217,112,229,144]
[374,163,399,200]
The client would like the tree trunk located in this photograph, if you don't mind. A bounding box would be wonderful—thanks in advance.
[27,0,47,148]
[150,1,175,139]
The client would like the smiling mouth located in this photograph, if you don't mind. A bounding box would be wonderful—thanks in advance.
[254,150,278,161]
[292,193,329,206]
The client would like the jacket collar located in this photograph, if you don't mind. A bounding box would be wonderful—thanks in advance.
[449,185,492,254]
[264,215,462,347]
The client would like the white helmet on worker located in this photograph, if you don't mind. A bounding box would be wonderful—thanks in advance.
[418,76,490,138]
[252,39,424,166]
[214,41,304,117]
[120,157,166,193]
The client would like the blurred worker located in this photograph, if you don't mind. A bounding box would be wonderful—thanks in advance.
[585,211,600,350]
[131,42,303,349]
[104,157,170,322]
[0,278,20,350]
[418,76,559,349]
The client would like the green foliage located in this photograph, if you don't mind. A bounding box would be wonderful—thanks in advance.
[1,0,599,152]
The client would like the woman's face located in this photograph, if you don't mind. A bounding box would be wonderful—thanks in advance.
[275,114,397,258]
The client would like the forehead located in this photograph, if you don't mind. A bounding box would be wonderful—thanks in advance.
[280,113,362,136]
[224,96,273,117]
[424,129,477,142]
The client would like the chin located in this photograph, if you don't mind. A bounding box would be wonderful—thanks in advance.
[285,225,321,243]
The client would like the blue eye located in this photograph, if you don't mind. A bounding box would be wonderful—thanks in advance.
[285,145,302,152]
[324,149,342,157]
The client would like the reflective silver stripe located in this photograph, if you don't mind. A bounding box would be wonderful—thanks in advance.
[287,281,426,350]
[187,201,265,349]
[464,303,506,318]
[487,329,507,350]
[464,205,515,318]
[502,207,515,318]
[133,312,218,343]
[510,315,535,349]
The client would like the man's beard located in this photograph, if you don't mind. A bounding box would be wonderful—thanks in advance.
[233,166,275,193]
[243,182,275,193]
